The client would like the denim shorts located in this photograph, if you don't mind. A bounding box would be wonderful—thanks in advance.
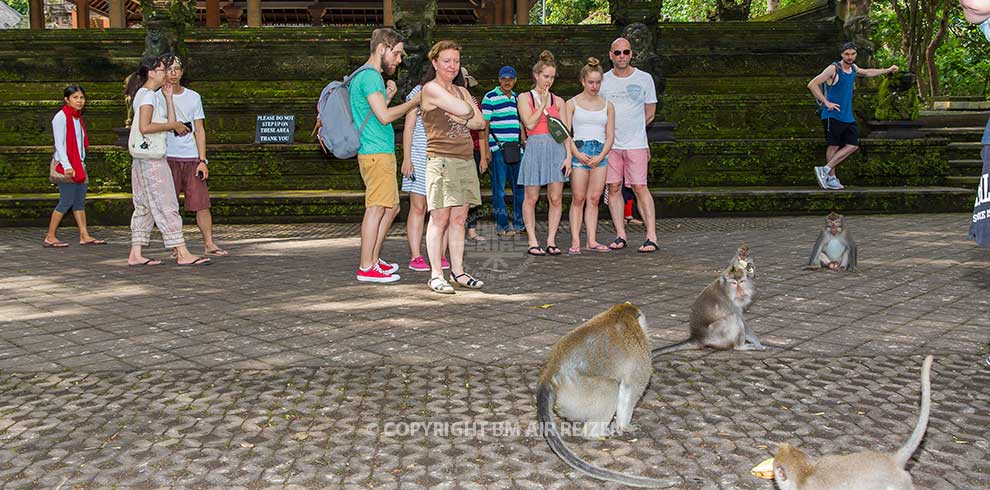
[571,139,609,170]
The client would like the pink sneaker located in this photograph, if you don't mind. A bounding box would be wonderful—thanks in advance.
[378,258,399,275]
[441,256,450,270]
[408,256,430,272]
[357,264,400,283]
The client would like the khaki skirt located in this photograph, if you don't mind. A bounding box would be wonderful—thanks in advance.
[426,155,482,212]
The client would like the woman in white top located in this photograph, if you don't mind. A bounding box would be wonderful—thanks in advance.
[44,85,107,248]
[123,56,210,267]
[564,58,615,254]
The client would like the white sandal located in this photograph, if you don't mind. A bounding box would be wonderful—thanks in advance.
[429,276,455,294]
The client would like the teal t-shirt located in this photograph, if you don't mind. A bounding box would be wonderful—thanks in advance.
[349,69,395,155]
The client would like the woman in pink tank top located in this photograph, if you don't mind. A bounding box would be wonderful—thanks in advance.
[517,50,572,257]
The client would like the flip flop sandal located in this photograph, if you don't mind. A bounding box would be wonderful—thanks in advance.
[527,246,546,256]
[206,248,230,256]
[567,247,582,255]
[429,276,455,294]
[638,240,659,253]
[80,239,108,245]
[43,240,69,248]
[546,246,562,256]
[178,257,212,266]
[609,237,627,250]
[128,259,163,267]
[585,244,611,253]
[451,272,485,289]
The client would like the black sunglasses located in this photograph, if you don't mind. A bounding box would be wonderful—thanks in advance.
[612,49,631,56]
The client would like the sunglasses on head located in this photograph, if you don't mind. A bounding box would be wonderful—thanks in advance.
[612,49,631,56]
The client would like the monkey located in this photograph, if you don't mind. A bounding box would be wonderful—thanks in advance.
[771,355,934,490]
[805,212,858,271]
[651,245,765,357]
[536,302,676,488]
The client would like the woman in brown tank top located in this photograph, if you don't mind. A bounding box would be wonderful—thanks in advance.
[420,40,487,294]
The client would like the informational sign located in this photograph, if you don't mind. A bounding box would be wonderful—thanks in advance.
[255,114,296,144]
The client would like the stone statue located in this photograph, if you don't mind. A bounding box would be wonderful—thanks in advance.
[622,22,665,103]
[393,0,437,98]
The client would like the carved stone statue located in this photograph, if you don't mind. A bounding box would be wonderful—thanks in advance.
[393,0,437,98]
[622,22,666,105]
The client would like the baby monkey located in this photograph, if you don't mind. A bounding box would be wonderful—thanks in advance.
[773,355,934,490]
[652,245,765,357]
[537,302,675,487]
[805,212,858,271]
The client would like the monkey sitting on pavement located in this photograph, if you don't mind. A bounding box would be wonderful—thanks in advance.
[537,302,676,488]
[805,212,858,271]
[652,245,766,357]
[772,355,934,490]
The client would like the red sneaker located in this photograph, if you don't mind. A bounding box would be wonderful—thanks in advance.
[378,258,399,275]
[357,264,400,283]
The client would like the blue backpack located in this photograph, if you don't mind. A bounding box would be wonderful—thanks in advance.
[316,65,377,159]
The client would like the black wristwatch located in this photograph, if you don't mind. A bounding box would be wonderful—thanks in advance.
[199,159,208,165]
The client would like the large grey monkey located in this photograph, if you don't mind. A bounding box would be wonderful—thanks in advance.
[651,245,765,357]
[805,212,858,271]
[537,302,676,488]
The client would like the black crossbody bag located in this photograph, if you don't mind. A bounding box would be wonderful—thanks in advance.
[491,131,522,164]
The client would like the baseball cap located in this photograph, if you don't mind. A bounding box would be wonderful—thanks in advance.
[498,66,517,79]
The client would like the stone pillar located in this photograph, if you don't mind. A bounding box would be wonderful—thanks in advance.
[222,3,243,27]
[77,0,91,28]
[494,0,503,24]
[502,0,513,24]
[109,0,126,27]
[393,0,437,96]
[515,0,528,24]
[29,0,44,29]
[247,0,262,26]
[384,0,394,25]
[206,0,221,26]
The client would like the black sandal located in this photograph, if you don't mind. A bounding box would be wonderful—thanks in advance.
[528,246,546,256]
[638,240,658,253]
[452,272,485,289]
[546,246,562,256]
[609,237,627,250]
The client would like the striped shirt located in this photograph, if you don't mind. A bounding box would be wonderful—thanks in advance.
[401,85,428,196]
[481,87,520,152]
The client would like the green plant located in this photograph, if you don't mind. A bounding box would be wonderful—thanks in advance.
[874,72,921,121]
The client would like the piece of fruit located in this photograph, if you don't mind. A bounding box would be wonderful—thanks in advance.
[751,457,774,479]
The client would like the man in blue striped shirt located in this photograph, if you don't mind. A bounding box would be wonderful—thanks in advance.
[481,66,525,235]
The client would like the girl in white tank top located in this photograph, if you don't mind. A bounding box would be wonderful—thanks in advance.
[565,57,615,255]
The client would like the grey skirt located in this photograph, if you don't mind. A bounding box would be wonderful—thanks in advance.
[518,133,568,187]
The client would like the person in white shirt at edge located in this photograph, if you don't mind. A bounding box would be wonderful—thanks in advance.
[599,37,659,253]
[163,55,228,257]
[124,55,211,267]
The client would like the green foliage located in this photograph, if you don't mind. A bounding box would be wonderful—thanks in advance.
[1,0,28,16]
[528,0,609,24]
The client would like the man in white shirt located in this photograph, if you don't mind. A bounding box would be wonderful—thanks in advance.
[163,56,228,256]
[599,37,659,253]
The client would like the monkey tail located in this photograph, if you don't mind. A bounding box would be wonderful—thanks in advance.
[894,355,933,469]
[536,383,676,488]
[651,340,701,358]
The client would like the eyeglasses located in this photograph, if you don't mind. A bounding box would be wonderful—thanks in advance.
[612,49,631,56]
[151,67,166,73]
[166,67,183,73]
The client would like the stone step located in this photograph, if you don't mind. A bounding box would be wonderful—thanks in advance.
[919,110,990,128]
[0,186,972,226]
[946,176,979,186]
[918,127,985,143]
[948,159,983,173]
[946,142,984,161]
[0,138,950,194]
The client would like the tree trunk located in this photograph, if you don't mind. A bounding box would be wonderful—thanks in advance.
[924,0,950,98]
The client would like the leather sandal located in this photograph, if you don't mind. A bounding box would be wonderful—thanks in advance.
[429,277,455,294]
[452,272,484,289]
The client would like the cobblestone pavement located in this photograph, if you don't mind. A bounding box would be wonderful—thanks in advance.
[1,214,989,489]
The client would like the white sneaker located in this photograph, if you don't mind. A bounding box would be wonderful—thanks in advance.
[813,166,829,190]
[377,258,399,275]
[357,264,400,283]
[825,176,844,190]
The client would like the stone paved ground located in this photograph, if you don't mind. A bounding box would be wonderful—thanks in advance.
[0,214,988,489]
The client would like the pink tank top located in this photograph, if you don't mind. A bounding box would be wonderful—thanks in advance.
[528,91,560,136]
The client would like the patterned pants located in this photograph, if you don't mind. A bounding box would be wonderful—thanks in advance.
[130,158,185,248]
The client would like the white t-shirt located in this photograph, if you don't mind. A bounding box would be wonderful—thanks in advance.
[600,68,657,150]
[132,87,166,124]
[166,87,205,159]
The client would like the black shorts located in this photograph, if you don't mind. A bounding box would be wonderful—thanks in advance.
[822,119,859,147]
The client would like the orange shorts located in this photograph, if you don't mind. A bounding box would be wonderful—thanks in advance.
[358,153,400,208]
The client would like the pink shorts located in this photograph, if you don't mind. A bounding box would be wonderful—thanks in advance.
[167,157,211,212]
[605,148,650,186]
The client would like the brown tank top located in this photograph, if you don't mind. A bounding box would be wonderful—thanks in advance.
[422,85,474,160]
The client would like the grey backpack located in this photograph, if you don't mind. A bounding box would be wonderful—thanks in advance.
[316,64,377,159]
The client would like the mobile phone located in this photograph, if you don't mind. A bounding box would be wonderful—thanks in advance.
[409,173,416,182]
[197,170,205,180]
